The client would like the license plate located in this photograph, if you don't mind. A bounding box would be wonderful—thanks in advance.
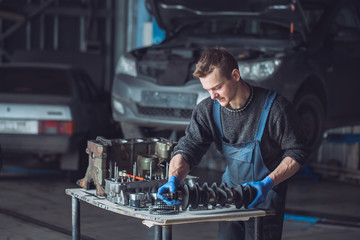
[0,120,38,134]
[141,91,197,109]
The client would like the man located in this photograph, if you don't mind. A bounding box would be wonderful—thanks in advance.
[157,48,309,240]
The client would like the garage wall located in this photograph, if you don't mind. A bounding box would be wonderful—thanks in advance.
[0,0,165,92]
[0,0,142,92]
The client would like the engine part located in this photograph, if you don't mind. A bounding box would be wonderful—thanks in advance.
[129,193,146,208]
[202,182,216,207]
[77,136,176,196]
[188,180,200,209]
[211,183,227,207]
[149,202,179,215]
[220,182,234,204]
[149,194,180,215]
[196,182,209,208]
[177,181,257,210]
[76,135,260,215]
[104,178,167,205]
[136,154,162,179]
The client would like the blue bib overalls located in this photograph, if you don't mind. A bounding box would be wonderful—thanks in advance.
[213,91,287,240]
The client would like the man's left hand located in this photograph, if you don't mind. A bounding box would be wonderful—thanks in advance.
[242,176,274,208]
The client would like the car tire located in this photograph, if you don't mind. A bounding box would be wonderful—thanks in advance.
[294,93,325,152]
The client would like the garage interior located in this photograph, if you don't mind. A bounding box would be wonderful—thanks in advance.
[0,0,360,240]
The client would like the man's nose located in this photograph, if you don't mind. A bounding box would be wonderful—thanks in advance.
[210,91,218,99]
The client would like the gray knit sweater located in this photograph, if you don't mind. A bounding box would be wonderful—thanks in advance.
[172,85,310,171]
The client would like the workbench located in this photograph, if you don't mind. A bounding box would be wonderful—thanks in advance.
[65,188,274,240]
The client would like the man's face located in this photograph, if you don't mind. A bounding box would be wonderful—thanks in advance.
[200,68,238,107]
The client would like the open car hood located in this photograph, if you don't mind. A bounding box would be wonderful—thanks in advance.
[146,0,310,42]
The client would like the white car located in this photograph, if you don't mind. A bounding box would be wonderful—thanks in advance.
[0,63,114,178]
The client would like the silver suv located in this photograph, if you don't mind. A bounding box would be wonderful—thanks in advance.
[112,0,360,150]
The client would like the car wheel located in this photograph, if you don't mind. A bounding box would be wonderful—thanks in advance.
[294,93,325,152]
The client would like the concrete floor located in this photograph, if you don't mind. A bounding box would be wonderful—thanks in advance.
[0,161,360,240]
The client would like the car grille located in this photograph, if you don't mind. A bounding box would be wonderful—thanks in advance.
[136,104,193,120]
[138,65,164,78]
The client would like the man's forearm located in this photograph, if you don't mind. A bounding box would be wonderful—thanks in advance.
[168,154,190,182]
[269,156,301,186]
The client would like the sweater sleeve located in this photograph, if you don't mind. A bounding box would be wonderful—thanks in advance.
[270,100,310,166]
[171,100,215,169]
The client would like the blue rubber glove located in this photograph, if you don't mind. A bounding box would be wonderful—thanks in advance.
[157,176,181,206]
[242,176,274,208]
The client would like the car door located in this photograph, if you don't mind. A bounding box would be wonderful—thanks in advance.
[324,1,360,121]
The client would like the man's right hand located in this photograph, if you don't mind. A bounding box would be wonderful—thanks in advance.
[157,176,181,206]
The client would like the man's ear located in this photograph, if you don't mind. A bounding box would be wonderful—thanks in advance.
[232,69,241,81]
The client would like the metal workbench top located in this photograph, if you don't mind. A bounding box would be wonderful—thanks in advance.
[66,188,274,240]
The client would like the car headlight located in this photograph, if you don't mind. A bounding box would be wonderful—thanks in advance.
[112,99,125,114]
[238,59,281,81]
[116,55,137,77]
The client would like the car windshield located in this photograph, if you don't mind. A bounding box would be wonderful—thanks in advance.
[0,67,72,96]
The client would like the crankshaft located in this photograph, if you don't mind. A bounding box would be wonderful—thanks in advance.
[172,181,257,210]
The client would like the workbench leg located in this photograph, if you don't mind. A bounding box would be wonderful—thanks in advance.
[162,225,172,240]
[72,197,80,240]
[154,225,162,240]
[254,217,263,240]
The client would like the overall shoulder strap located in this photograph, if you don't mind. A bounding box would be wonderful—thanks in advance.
[254,90,277,142]
[212,100,223,137]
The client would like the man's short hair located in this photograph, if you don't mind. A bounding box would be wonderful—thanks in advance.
[193,48,238,80]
